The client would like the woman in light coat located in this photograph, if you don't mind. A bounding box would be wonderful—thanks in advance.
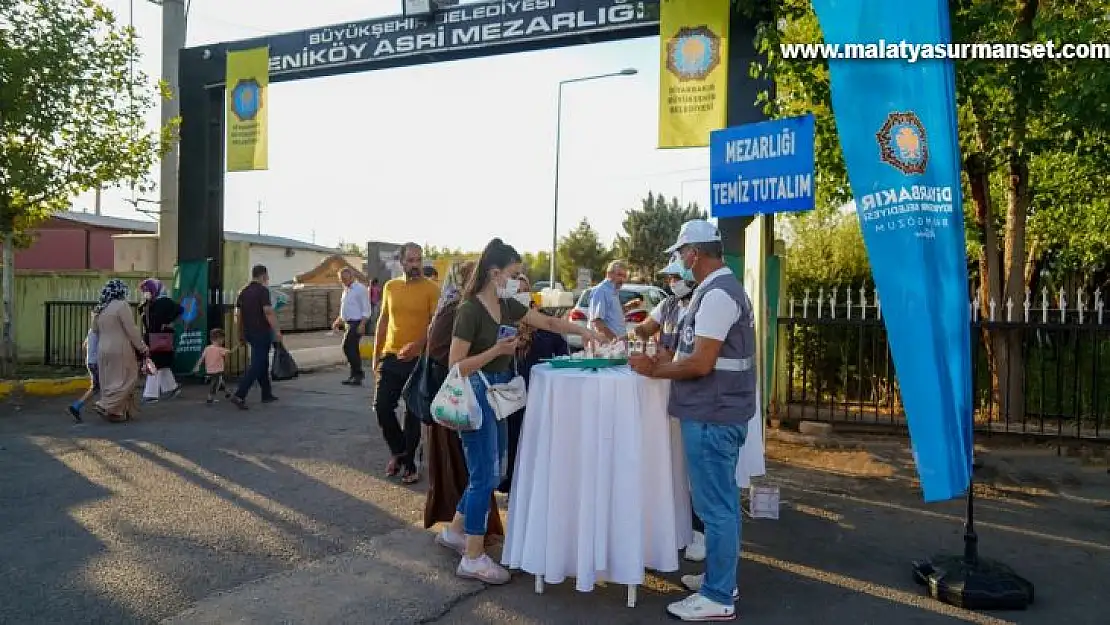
[92,279,148,422]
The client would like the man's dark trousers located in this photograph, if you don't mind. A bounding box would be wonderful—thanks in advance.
[374,354,420,472]
[236,332,273,400]
[342,322,364,380]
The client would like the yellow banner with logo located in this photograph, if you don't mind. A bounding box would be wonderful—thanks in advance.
[658,0,730,148]
[226,47,270,172]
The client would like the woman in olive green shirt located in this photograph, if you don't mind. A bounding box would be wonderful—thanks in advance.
[434,238,601,585]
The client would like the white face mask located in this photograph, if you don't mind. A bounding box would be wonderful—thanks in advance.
[670,281,692,299]
[496,274,520,299]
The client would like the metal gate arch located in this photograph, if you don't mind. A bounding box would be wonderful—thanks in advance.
[176,0,769,325]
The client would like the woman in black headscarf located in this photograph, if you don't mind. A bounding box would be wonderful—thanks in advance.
[138,278,183,402]
[498,274,569,494]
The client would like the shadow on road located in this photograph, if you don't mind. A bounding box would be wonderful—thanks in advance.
[0,371,420,624]
[3,375,1110,624]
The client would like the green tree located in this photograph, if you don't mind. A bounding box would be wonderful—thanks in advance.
[782,210,871,294]
[556,218,609,289]
[613,192,707,282]
[741,0,1110,421]
[0,0,174,373]
[521,250,552,284]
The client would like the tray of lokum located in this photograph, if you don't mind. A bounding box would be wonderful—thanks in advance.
[545,342,628,369]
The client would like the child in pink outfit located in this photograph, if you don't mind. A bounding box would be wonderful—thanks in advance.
[193,329,230,404]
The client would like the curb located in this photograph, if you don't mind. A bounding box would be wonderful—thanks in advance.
[358,342,374,360]
[2,343,366,401]
[0,376,89,399]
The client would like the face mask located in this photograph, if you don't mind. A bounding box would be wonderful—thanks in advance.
[670,281,692,299]
[497,275,520,299]
[680,249,696,271]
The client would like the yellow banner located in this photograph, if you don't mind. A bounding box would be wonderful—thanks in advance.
[226,47,269,172]
[658,0,730,148]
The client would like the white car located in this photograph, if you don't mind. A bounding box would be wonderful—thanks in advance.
[565,284,668,350]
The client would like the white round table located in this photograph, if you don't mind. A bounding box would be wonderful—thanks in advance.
[501,364,692,607]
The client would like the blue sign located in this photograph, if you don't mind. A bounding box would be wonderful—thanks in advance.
[813,0,972,503]
[709,114,815,218]
[181,295,199,324]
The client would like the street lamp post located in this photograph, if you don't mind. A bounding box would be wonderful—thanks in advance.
[550,68,638,288]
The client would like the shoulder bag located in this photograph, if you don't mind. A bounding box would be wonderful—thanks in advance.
[476,359,528,421]
[148,332,175,353]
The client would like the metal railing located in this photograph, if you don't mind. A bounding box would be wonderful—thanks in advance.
[774,286,1110,441]
[43,299,248,376]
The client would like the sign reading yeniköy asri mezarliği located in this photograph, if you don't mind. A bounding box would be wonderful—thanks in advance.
[709,114,816,218]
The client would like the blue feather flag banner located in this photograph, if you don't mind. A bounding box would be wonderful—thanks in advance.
[811,0,973,502]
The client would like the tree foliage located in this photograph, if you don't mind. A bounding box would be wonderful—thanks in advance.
[521,250,552,284]
[0,0,173,371]
[614,192,706,281]
[0,0,172,233]
[741,0,1110,420]
[556,218,610,288]
[740,0,1110,291]
[782,210,871,295]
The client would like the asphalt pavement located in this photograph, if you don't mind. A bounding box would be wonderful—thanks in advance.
[2,368,1108,625]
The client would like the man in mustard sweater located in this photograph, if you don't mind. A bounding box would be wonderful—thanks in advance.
[372,242,440,484]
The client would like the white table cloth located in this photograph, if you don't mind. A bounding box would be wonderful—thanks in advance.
[503,364,692,600]
[736,386,767,488]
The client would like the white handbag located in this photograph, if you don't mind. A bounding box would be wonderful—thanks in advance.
[476,368,527,421]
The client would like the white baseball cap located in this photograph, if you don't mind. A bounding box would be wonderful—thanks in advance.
[665,219,721,254]
[659,259,694,281]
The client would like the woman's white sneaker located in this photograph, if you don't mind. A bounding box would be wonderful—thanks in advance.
[684,531,707,562]
[435,528,466,555]
[666,593,736,621]
[680,573,739,599]
[456,554,511,585]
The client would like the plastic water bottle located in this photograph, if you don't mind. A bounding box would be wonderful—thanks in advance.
[646,338,658,358]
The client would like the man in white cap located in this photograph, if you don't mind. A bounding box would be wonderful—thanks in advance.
[631,257,711,563]
[630,258,695,353]
[629,219,754,622]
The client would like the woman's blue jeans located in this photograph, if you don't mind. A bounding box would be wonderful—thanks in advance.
[457,370,511,536]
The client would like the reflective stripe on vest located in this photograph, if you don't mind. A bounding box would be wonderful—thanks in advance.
[673,353,752,372]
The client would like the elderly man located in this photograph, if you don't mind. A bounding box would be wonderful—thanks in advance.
[588,260,633,341]
[629,220,754,622]
[334,267,371,385]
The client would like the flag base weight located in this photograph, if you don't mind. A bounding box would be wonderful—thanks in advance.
[912,554,1034,610]
[911,483,1034,611]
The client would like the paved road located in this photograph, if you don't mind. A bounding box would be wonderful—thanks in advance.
[2,369,1108,624]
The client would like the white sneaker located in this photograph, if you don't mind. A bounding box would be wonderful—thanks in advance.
[456,553,511,585]
[666,593,736,621]
[685,531,706,562]
[681,573,739,599]
[435,528,465,555]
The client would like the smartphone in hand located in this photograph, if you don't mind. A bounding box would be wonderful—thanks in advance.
[497,325,518,340]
